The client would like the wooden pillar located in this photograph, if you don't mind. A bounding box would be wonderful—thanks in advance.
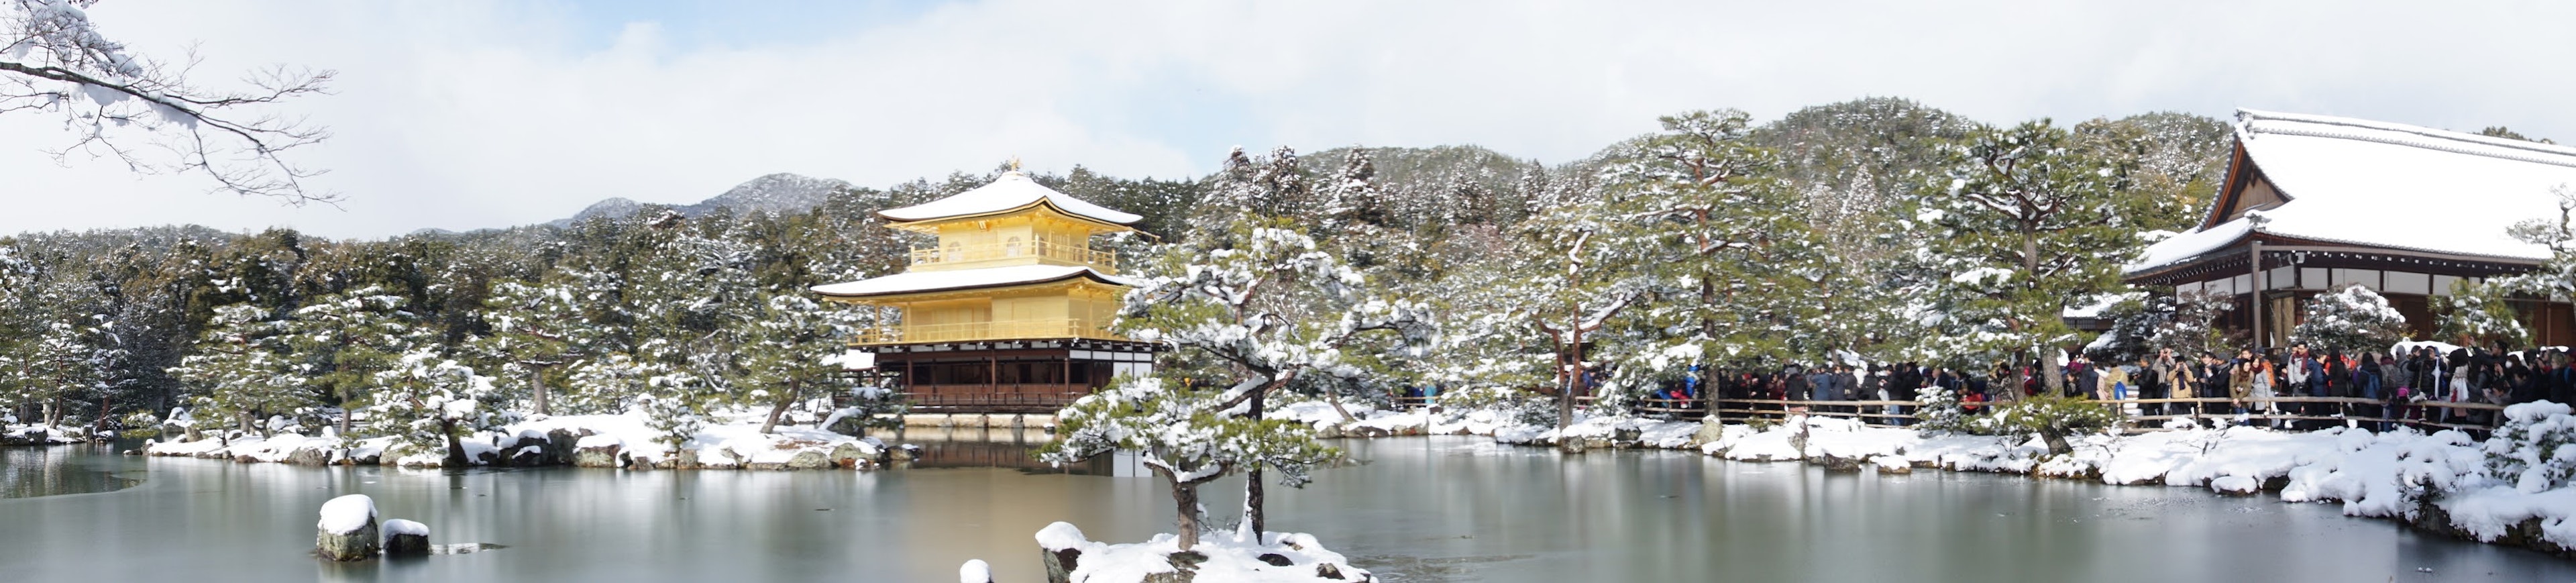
[2251,241,2267,354]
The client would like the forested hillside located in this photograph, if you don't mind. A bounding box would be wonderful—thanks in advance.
[0,98,2231,434]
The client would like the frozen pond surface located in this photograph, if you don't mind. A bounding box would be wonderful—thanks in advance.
[2,436,2571,582]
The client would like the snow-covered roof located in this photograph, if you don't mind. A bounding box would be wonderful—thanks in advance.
[877,171,1142,225]
[2127,109,2576,274]
[810,264,1136,299]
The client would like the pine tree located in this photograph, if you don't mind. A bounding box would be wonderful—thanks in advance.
[169,304,305,437]
[738,294,851,433]
[1115,213,1430,538]
[1038,376,1336,551]
[365,347,507,466]
[2436,280,2534,348]
[284,286,420,434]
[1597,109,1841,395]
[1911,120,2146,389]
[471,280,594,415]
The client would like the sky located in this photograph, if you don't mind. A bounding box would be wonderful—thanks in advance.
[3,0,2573,239]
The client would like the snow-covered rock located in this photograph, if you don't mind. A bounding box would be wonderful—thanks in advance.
[381,519,429,557]
[316,494,380,561]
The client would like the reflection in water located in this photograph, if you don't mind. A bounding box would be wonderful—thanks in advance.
[1,437,2571,583]
[2,443,142,498]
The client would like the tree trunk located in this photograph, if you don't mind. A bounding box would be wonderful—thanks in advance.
[1172,477,1203,551]
[760,379,798,434]
[2039,427,2072,456]
[2041,348,2068,394]
[441,419,468,468]
[1243,377,1270,538]
[532,366,551,416]
[339,407,352,437]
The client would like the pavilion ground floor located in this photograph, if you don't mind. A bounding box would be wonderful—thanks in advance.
[851,338,1159,413]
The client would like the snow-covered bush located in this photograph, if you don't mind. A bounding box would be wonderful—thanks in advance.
[2293,283,2410,354]
[1436,386,1557,427]
[2483,401,2576,493]
[638,370,711,448]
[1972,392,2121,454]
[1911,385,1968,432]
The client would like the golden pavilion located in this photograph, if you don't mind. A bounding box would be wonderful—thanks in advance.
[810,170,1158,412]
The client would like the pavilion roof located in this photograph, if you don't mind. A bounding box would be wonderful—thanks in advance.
[877,171,1142,226]
[2126,109,2576,277]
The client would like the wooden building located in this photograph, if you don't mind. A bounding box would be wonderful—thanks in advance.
[2123,109,2576,350]
[811,170,1159,413]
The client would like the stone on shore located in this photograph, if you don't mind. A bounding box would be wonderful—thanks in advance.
[316,494,381,561]
[573,435,624,468]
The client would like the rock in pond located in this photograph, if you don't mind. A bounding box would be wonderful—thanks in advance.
[382,519,430,558]
[316,494,381,561]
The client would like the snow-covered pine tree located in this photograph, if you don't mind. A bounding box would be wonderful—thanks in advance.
[1117,213,1432,537]
[1038,376,1336,551]
[737,294,852,433]
[2292,283,2412,355]
[25,319,113,429]
[284,286,420,434]
[1911,120,2147,390]
[2432,280,2532,349]
[471,280,594,415]
[169,304,305,438]
[365,348,507,467]
[2497,185,2576,337]
[1597,109,1837,396]
[1509,180,1654,432]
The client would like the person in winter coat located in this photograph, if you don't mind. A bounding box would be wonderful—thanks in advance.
[2197,352,2233,417]
[2228,358,2256,422]
[2247,355,2277,427]
[2069,355,2100,399]
[2100,360,2132,401]
[2147,348,2182,417]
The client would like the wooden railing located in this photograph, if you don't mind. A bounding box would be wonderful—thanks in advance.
[1544,394,2512,433]
[899,390,1089,414]
[1703,396,2509,433]
[910,240,1117,272]
[851,319,1124,346]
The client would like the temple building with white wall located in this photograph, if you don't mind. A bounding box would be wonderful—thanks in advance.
[2124,109,2576,349]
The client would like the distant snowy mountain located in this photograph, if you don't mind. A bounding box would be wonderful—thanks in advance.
[547,172,853,228]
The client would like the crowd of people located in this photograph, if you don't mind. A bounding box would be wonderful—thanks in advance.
[1635,341,2575,431]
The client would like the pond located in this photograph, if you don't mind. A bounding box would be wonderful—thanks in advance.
[1,436,2568,582]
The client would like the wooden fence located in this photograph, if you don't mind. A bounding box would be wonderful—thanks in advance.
[1381,394,2514,434]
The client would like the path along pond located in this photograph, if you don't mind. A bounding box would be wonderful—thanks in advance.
[3,435,2571,583]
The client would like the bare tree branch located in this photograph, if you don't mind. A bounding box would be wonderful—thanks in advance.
[2,0,337,205]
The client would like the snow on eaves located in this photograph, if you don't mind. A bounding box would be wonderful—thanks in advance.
[810,264,1137,298]
[877,171,1142,225]
[2127,109,2575,275]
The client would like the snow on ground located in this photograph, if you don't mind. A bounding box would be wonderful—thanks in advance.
[142,408,881,470]
[0,424,88,445]
[1026,521,1368,583]
[1292,397,2576,553]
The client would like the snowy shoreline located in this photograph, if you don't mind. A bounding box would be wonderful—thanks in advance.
[137,411,891,470]
[1281,401,2576,559]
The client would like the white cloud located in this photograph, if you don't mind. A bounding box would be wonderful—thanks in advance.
[2,0,2569,239]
